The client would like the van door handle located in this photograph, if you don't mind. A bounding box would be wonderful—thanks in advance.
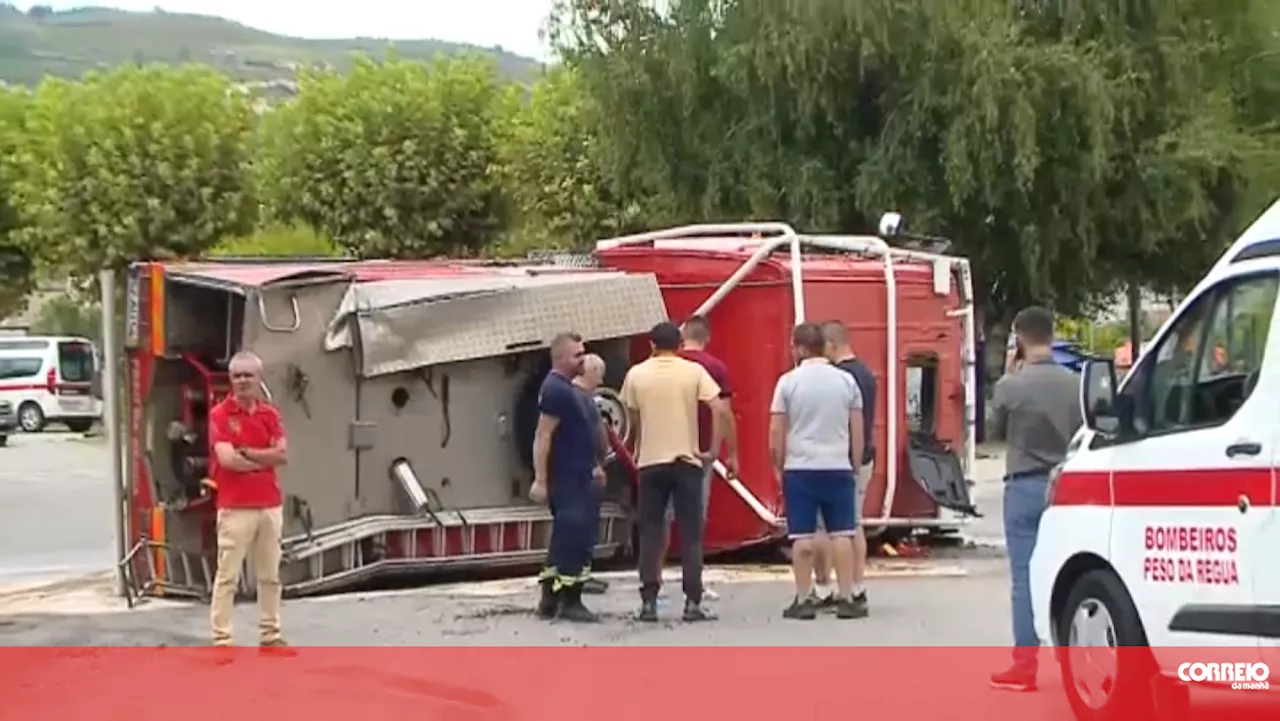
[1225,442,1262,458]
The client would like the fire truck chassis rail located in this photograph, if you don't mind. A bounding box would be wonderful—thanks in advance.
[122,503,630,604]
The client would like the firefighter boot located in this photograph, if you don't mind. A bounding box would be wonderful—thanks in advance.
[557,584,600,623]
[536,578,559,620]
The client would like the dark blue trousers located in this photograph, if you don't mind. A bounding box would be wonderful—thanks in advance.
[541,475,600,590]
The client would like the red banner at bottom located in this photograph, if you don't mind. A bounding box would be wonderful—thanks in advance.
[0,646,1275,720]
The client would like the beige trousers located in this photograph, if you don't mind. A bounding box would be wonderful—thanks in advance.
[210,506,284,646]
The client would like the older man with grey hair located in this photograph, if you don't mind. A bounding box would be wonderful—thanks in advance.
[208,350,291,649]
[572,353,611,594]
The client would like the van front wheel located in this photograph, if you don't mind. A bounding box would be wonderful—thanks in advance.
[17,402,45,433]
[1057,569,1157,721]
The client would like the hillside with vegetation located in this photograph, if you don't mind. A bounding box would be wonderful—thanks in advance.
[0,4,544,86]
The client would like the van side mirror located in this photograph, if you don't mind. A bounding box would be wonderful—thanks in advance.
[1081,359,1120,434]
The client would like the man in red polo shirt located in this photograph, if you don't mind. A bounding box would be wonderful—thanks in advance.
[207,350,290,648]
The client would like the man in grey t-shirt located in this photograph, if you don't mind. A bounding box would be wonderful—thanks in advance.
[988,306,1082,692]
[769,323,865,621]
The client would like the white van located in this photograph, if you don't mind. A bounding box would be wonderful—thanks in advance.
[1030,200,1280,718]
[0,336,100,433]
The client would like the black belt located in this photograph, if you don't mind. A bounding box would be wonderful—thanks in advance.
[1007,468,1054,481]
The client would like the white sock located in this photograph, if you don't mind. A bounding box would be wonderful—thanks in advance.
[851,584,866,598]
[813,583,833,600]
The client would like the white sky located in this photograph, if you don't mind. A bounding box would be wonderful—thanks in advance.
[20,1,558,60]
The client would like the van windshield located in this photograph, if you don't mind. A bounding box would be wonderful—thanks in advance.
[57,341,94,383]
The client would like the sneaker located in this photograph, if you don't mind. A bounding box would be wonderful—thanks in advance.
[637,599,659,623]
[808,588,836,609]
[782,596,818,620]
[836,592,869,619]
[682,600,716,622]
[258,638,297,657]
[989,666,1037,692]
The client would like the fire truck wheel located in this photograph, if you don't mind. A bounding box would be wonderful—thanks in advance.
[1056,569,1157,721]
[513,349,633,473]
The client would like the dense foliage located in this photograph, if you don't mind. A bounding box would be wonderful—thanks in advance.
[2,0,1278,334]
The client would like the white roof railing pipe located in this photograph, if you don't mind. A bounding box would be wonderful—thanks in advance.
[946,259,978,484]
[689,231,801,319]
[796,233,899,523]
[594,222,800,251]
[809,231,979,514]
[686,230,801,528]
[789,232,806,323]
[688,228,909,526]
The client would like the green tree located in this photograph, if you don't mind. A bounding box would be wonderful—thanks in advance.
[0,88,33,322]
[550,0,1120,319]
[31,295,102,345]
[494,66,641,255]
[208,223,343,258]
[258,55,508,259]
[1017,0,1280,297]
[548,0,1279,327]
[14,65,257,282]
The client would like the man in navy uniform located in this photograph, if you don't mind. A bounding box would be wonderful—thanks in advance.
[530,332,600,622]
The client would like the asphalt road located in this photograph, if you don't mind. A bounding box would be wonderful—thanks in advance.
[0,431,1014,647]
[0,432,117,586]
[0,430,1011,646]
[2,439,1275,719]
[0,431,1010,590]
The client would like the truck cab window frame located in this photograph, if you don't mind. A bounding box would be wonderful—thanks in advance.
[905,354,939,436]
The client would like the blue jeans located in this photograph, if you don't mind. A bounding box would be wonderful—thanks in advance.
[1004,471,1049,671]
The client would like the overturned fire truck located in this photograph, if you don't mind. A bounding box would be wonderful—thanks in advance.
[111,217,980,603]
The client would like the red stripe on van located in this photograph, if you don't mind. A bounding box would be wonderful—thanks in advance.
[0,383,49,392]
[1052,468,1274,507]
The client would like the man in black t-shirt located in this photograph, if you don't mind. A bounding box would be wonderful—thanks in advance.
[810,321,876,615]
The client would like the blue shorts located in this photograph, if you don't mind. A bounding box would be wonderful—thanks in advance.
[782,469,858,539]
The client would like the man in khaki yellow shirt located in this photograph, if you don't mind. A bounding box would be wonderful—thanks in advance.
[622,321,731,623]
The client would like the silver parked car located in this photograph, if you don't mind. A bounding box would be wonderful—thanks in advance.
[0,399,14,447]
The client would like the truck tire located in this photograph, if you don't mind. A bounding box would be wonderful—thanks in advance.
[514,363,550,471]
[513,349,632,473]
[1056,569,1157,721]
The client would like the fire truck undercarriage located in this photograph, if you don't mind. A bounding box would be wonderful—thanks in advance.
[117,262,664,603]
[107,216,982,606]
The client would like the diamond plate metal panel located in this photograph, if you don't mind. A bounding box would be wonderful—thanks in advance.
[348,273,667,377]
[526,250,600,269]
